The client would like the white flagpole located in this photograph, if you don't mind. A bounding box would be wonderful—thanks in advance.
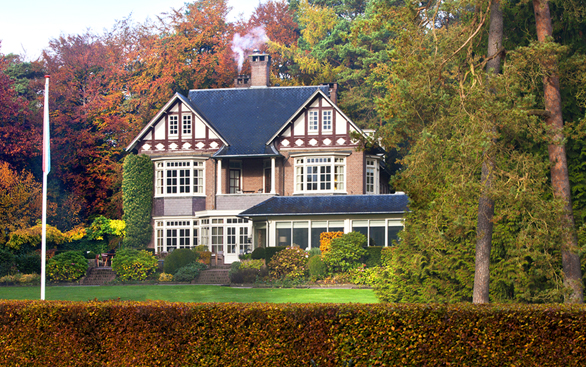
[41,75,51,301]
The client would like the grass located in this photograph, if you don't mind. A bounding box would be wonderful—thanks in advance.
[0,285,379,303]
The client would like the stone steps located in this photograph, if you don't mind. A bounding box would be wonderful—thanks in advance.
[194,268,230,285]
[81,267,116,285]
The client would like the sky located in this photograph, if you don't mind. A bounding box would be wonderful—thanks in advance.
[0,0,262,60]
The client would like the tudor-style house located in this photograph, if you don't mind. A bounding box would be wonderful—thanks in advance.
[126,51,407,263]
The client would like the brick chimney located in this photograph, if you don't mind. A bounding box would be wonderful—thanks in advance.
[249,49,271,87]
[234,75,250,87]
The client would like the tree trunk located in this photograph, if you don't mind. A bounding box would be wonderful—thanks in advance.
[533,0,583,303]
[473,0,503,304]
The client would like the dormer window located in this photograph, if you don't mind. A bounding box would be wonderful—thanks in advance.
[155,159,205,197]
[169,115,178,136]
[294,155,346,193]
[308,110,319,132]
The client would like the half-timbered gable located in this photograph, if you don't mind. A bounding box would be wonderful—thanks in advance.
[127,93,227,155]
[270,90,361,151]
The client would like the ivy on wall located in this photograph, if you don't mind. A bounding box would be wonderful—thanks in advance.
[122,154,153,249]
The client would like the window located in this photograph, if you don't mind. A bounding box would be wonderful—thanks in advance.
[169,115,178,136]
[227,227,236,254]
[308,110,319,132]
[366,159,378,194]
[229,161,242,194]
[182,114,192,135]
[211,227,223,253]
[322,110,332,131]
[295,156,345,193]
[351,219,402,247]
[154,160,205,197]
[239,227,250,254]
[155,220,196,253]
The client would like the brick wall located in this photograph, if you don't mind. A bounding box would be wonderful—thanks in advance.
[242,159,263,193]
[205,158,215,210]
[346,150,364,195]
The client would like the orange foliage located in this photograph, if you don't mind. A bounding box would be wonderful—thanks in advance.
[319,231,343,254]
[0,161,42,245]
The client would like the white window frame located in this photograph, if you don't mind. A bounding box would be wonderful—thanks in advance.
[308,110,319,132]
[294,155,346,194]
[322,110,332,131]
[154,159,205,197]
[366,157,379,194]
[182,114,192,136]
[169,115,179,136]
[155,219,199,253]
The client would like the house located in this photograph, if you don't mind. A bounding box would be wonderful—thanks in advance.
[126,51,407,263]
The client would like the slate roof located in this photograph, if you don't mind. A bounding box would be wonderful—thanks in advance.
[188,85,329,157]
[239,194,409,217]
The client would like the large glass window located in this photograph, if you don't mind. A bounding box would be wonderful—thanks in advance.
[154,160,205,197]
[156,220,195,253]
[351,220,403,247]
[295,156,346,193]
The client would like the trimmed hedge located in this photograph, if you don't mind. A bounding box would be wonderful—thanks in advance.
[0,302,585,366]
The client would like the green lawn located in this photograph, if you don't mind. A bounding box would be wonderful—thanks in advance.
[0,285,379,303]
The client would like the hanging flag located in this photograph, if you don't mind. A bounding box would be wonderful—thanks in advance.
[43,76,51,173]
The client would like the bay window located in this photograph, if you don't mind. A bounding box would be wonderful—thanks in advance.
[295,156,345,193]
[154,159,205,197]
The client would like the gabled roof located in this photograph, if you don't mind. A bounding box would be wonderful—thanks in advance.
[266,89,366,145]
[239,194,409,217]
[125,93,228,152]
[188,85,329,157]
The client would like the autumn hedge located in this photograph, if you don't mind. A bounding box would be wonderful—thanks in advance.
[122,154,153,249]
[0,301,585,366]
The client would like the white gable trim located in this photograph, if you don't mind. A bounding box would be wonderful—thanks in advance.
[125,93,229,152]
[266,89,367,145]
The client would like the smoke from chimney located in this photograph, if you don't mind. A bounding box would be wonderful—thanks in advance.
[231,26,269,72]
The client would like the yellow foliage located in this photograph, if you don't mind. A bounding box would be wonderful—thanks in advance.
[158,273,174,282]
[109,220,126,237]
[64,226,87,241]
[319,231,343,254]
[297,0,338,47]
[6,224,68,251]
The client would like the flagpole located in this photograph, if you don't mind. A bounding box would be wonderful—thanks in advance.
[41,75,50,301]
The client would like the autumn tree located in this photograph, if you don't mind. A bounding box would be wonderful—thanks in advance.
[0,161,42,245]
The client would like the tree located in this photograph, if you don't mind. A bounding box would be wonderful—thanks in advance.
[473,0,504,304]
[532,0,583,303]
[372,0,570,303]
[0,161,42,246]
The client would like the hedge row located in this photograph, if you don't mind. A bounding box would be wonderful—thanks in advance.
[0,301,585,366]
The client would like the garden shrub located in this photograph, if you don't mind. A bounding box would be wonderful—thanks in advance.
[111,248,157,281]
[265,246,286,263]
[15,252,41,274]
[319,231,343,254]
[251,247,266,260]
[380,246,394,266]
[193,245,211,264]
[349,265,383,286]
[163,248,198,275]
[17,273,40,285]
[268,247,308,280]
[47,251,88,282]
[307,247,321,258]
[229,261,263,283]
[174,262,207,282]
[364,246,383,268]
[158,273,174,282]
[239,259,264,270]
[322,232,367,273]
[0,249,15,276]
[307,255,326,280]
